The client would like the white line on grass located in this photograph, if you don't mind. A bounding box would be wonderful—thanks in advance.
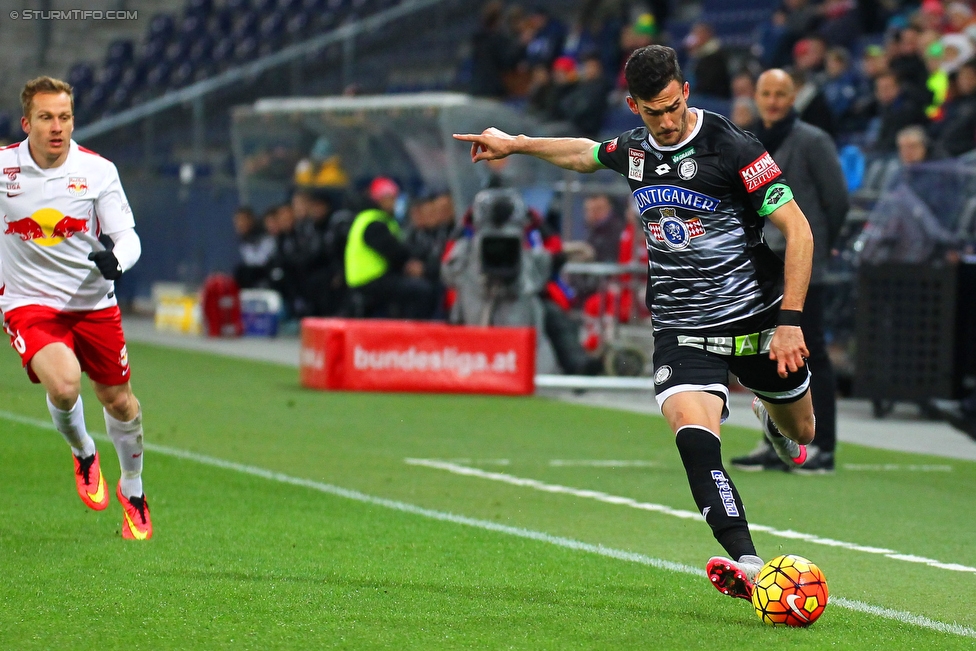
[550,460,659,468]
[1,409,973,640]
[842,464,953,472]
[405,458,976,575]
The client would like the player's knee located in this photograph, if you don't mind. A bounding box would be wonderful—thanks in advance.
[46,379,81,408]
[100,387,138,421]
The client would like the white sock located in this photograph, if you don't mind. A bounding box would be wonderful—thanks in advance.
[104,407,144,498]
[738,554,765,581]
[47,395,96,458]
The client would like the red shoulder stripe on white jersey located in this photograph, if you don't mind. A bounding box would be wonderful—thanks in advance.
[77,145,108,160]
[0,142,19,151]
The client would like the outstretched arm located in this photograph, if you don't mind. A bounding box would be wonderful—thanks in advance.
[453,127,603,173]
[765,199,814,378]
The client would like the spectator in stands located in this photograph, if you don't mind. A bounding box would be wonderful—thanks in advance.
[683,22,731,100]
[822,46,860,128]
[522,6,566,69]
[792,36,828,82]
[946,2,976,36]
[888,26,930,96]
[232,206,275,290]
[858,125,936,200]
[292,189,341,316]
[816,0,861,49]
[545,55,582,124]
[734,68,848,474]
[932,57,976,156]
[556,51,611,138]
[293,136,349,189]
[789,68,836,136]
[267,201,305,318]
[469,0,525,98]
[562,0,626,81]
[403,188,456,318]
[868,70,930,153]
[731,96,759,128]
[582,193,624,263]
[731,70,756,101]
[941,32,975,75]
[344,177,436,319]
[923,41,951,118]
[756,0,819,68]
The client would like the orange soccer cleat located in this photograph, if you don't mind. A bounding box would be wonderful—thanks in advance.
[116,483,153,540]
[73,452,109,511]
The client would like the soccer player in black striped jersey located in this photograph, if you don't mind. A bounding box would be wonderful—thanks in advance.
[455,45,819,604]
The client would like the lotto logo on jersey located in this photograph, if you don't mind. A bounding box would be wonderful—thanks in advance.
[739,152,782,192]
[628,148,645,181]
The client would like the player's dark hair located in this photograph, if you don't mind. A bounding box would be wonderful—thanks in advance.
[624,45,683,101]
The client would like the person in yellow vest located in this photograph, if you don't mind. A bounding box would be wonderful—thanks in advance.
[344,177,436,319]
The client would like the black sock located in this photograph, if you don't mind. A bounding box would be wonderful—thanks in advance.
[675,425,756,560]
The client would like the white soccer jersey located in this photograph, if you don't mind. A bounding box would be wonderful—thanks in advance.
[0,139,135,312]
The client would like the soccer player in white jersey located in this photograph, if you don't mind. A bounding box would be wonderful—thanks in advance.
[0,77,152,540]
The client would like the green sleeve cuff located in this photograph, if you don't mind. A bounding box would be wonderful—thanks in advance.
[593,144,605,168]
[757,183,793,217]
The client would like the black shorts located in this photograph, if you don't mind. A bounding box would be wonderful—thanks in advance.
[651,307,810,421]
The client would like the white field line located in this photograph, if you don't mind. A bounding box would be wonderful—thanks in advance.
[1,410,974,640]
[405,458,976,575]
[550,460,659,467]
[842,464,953,472]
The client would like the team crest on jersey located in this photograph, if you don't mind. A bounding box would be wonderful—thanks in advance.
[628,148,645,181]
[67,177,88,196]
[4,167,20,180]
[654,365,672,385]
[605,138,618,153]
[677,158,698,180]
[647,208,707,251]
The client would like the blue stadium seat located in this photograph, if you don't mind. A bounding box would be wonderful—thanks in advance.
[286,11,313,41]
[147,13,176,42]
[146,62,173,89]
[234,36,260,62]
[100,62,126,86]
[277,0,303,11]
[211,6,234,35]
[169,61,196,88]
[105,39,134,66]
[232,11,260,40]
[212,36,236,65]
[67,62,96,91]
[184,0,214,19]
[256,0,278,13]
[180,14,207,40]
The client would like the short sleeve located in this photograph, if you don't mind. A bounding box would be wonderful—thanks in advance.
[725,131,794,217]
[94,162,135,234]
[595,129,641,175]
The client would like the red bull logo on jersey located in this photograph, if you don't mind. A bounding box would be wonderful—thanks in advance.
[3,207,89,246]
[67,177,88,197]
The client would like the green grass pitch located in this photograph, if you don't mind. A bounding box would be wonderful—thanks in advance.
[1,342,974,649]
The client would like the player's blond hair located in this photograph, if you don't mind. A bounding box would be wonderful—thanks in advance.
[21,76,74,118]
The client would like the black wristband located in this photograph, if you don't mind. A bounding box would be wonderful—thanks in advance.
[777,309,803,327]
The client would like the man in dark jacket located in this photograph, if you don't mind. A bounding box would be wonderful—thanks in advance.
[932,58,976,157]
[733,68,849,474]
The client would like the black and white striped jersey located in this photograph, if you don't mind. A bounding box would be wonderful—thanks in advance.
[596,108,794,332]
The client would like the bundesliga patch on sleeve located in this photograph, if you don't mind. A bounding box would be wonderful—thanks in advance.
[605,137,618,153]
[739,152,782,192]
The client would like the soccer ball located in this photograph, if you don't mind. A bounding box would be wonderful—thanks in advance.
[751,554,828,627]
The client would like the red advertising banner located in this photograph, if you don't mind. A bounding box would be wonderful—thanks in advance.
[300,318,536,395]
